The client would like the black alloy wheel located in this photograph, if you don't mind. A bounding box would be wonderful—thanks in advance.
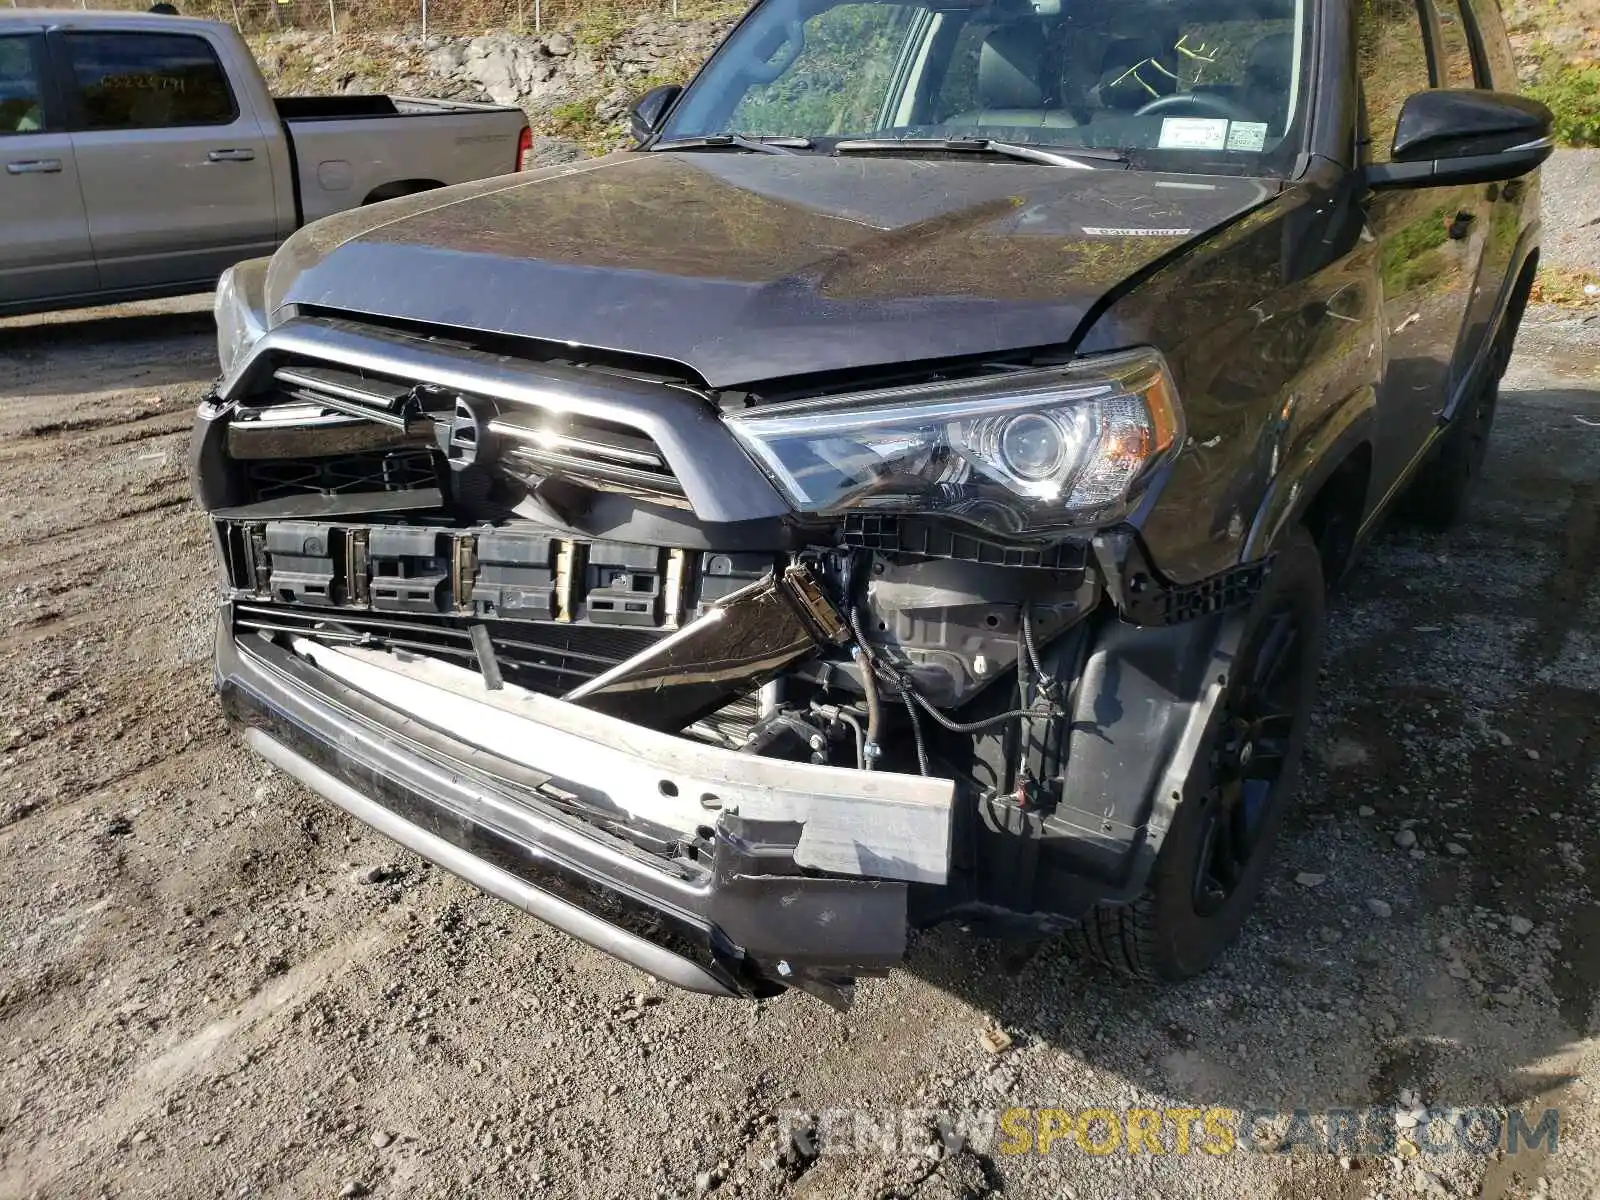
[1191,601,1309,917]
[1065,525,1326,981]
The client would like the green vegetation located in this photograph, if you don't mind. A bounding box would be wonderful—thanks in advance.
[727,3,908,137]
[1379,204,1453,294]
[1525,54,1600,147]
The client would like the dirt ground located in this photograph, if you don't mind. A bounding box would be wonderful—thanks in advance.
[0,295,1597,1200]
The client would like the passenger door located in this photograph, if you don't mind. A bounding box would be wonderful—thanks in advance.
[0,31,96,307]
[1356,0,1485,507]
[53,28,277,293]
[1425,0,1501,397]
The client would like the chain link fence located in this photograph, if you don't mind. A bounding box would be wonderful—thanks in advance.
[10,0,698,38]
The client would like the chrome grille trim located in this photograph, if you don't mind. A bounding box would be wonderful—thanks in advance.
[223,317,791,524]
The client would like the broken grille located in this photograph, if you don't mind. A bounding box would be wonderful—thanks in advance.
[243,448,439,502]
[248,359,684,506]
[233,602,665,695]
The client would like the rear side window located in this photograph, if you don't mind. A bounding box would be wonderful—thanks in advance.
[1355,0,1433,162]
[62,31,237,130]
[0,35,48,135]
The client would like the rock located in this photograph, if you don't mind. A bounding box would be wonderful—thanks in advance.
[1509,915,1535,935]
[694,1170,718,1195]
[1446,960,1472,981]
[427,43,466,73]
[338,1184,369,1199]
[352,865,387,885]
[546,31,574,55]
[1295,871,1327,887]
[1366,898,1394,918]
[529,136,584,166]
[1358,805,1376,817]
[1394,828,1418,849]
[1322,739,1369,769]
[131,1130,150,1145]
[978,1027,1013,1054]
[463,39,520,106]
[1527,748,1541,761]
[1446,842,1468,857]
[1492,988,1523,1007]
[370,1129,394,1149]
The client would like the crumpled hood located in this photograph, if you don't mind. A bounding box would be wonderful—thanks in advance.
[266,152,1278,389]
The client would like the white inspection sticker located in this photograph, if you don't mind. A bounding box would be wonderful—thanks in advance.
[1226,121,1269,152]
[1157,117,1229,150]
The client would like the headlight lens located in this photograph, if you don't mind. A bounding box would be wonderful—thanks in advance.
[214,258,271,382]
[725,348,1182,536]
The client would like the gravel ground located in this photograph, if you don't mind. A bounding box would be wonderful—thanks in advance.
[1,293,1598,1200]
[1540,151,1600,276]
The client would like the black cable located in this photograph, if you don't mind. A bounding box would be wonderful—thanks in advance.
[1021,602,1047,683]
[863,655,1052,735]
[1020,602,1061,707]
[898,684,930,776]
[907,683,1053,734]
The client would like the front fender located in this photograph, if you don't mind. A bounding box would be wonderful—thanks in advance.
[1242,383,1377,562]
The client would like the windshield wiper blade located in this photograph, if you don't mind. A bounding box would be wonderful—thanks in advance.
[650,134,814,155]
[833,137,1128,169]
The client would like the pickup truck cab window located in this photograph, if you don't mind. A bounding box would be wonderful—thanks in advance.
[0,34,48,134]
[662,0,1312,173]
[62,31,237,129]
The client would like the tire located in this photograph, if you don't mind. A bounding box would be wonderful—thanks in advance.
[1400,334,1508,531]
[1064,526,1326,981]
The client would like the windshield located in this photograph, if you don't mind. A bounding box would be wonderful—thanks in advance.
[661,0,1311,172]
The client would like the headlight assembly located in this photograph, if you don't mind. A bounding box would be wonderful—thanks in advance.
[724,348,1182,537]
[214,257,272,383]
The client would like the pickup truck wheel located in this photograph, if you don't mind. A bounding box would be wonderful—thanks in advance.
[1400,339,1506,530]
[1064,526,1325,981]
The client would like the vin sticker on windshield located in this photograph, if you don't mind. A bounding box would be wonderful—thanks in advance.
[1226,121,1269,152]
[1157,117,1229,151]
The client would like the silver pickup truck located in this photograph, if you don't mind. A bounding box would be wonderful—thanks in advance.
[1,9,530,315]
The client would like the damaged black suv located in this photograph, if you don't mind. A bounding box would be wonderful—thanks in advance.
[193,0,1550,1004]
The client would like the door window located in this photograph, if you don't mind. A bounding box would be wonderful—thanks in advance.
[1354,0,1433,162]
[1430,0,1486,88]
[1462,0,1518,89]
[62,32,237,130]
[0,35,48,135]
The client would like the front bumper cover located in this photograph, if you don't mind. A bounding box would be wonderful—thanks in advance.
[216,612,954,1005]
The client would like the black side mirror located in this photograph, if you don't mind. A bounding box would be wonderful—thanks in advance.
[1366,89,1554,190]
[628,84,683,144]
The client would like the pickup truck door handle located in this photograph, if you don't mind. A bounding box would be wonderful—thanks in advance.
[6,159,63,175]
[207,148,256,163]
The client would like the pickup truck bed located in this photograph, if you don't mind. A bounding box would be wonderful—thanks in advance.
[0,9,529,315]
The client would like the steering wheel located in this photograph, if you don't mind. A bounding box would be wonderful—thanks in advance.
[1134,92,1255,122]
